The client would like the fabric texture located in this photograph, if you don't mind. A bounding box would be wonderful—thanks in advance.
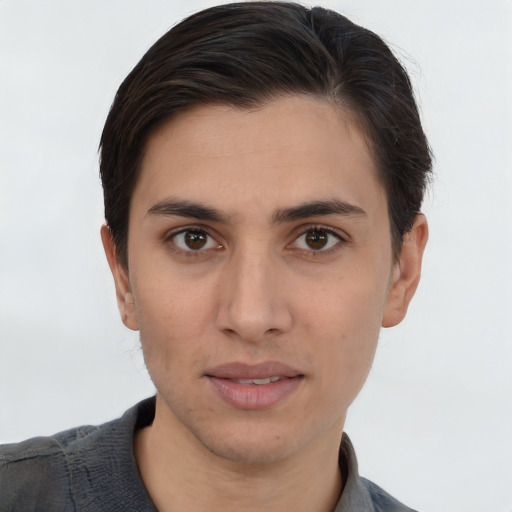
[0,397,416,511]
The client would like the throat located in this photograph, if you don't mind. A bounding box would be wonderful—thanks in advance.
[134,404,344,512]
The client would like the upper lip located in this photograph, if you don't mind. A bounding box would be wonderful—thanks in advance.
[205,362,303,380]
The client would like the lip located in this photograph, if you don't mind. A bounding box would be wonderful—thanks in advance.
[205,361,304,410]
[205,361,302,380]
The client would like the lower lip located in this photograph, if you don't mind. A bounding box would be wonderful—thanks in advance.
[207,377,303,410]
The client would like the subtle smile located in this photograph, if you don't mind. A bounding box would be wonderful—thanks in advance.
[235,376,282,385]
[205,362,304,410]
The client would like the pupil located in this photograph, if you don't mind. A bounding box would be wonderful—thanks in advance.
[185,231,207,250]
[306,230,327,250]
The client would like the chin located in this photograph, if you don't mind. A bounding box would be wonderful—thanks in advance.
[178,410,306,465]
[199,428,298,465]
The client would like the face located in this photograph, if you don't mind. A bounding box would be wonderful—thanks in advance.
[103,95,426,464]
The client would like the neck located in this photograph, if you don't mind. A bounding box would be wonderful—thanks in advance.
[134,399,344,512]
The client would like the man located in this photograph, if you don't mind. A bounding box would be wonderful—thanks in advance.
[0,2,431,511]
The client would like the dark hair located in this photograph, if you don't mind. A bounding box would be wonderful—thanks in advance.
[100,1,432,266]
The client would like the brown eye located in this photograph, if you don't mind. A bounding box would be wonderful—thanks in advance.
[292,227,342,252]
[305,229,329,250]
[184,231,207,250]
[172,229,219,252]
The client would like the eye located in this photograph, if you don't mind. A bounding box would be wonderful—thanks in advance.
[171,229,220,252]
[292,227,343,252]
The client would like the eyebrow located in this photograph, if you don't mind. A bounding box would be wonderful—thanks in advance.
[147,199,226,222]
[272,200,367,223]
[146,198,366,223]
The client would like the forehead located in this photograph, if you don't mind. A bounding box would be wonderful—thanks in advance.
[133,95,385,221]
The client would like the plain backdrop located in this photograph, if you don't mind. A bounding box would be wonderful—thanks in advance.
[0,1,511,511]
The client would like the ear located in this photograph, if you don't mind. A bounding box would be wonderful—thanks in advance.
[382,214,428,328]
[100,224,139,331]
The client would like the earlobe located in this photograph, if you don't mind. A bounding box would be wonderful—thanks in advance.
[100,225,139,331]
[382,214,428,328]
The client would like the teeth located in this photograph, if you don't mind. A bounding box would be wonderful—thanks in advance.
[236,376,282,385]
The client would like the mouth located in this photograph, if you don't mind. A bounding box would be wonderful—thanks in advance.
[205,361,303,380]
[233,376,283,385]
[204,362,304,410]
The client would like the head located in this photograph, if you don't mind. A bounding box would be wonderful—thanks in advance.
[100,1,432,268]
[99,2,431,465]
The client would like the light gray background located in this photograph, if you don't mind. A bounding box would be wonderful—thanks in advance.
[1,1,511,511]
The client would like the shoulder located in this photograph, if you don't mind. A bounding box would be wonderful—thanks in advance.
[361,478,418,512]
[0,397,156,512]
[0,425,97,511]
[336,434,418,512]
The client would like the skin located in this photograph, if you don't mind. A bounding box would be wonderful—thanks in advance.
[102,95,428,512]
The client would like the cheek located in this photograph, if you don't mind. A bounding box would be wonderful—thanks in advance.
[299,273,386,390]
[131,277,213,371]
[300,269,388,339]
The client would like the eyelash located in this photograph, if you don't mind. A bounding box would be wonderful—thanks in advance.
[165,227,223,257]
[289,225,347,256]
[164,224,348,257]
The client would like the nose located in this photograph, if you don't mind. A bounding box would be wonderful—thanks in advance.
[215,246,293,343]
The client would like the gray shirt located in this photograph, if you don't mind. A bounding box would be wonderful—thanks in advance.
[0,397,417,511]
